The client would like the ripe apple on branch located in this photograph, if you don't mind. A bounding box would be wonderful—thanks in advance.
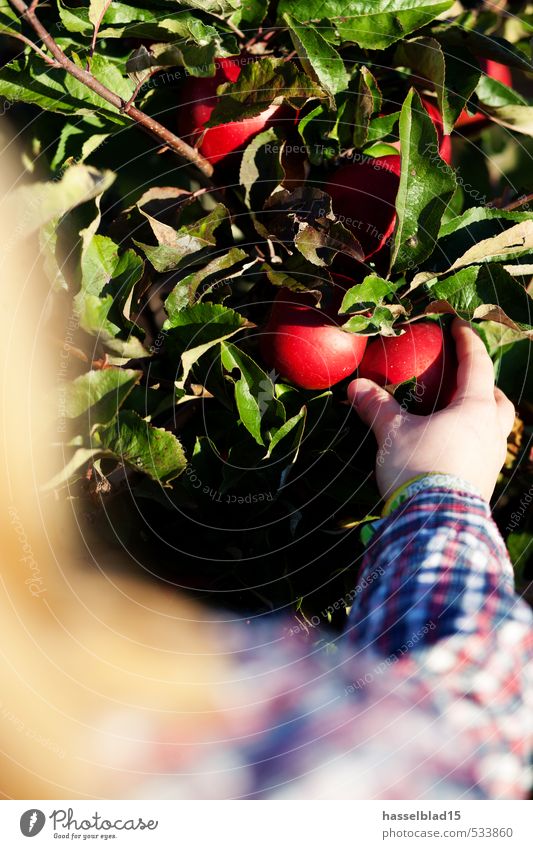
[177,55,282,166]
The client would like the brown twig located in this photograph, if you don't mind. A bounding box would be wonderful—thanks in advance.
[503,192,533,212]
[7,0,214,179]
[122,70,155,112]
[7,29,59,67]
[245,27,279,51]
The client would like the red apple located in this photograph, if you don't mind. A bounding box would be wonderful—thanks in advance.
[177,56,279,166]
[325,155,401,259]
[357,321,456,413]
[325,100,450,260]
[456,59,513,131]
[260,286,367,390]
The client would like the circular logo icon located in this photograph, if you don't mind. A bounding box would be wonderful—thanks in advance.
[20,810,46,837]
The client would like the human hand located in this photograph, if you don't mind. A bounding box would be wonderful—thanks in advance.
[348,318,516,502]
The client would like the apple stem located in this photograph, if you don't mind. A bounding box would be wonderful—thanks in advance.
[211,14,245,41]
[8,0,216,180]
[266,238,282,264]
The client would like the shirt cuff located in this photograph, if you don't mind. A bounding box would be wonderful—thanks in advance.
[361,474,485,546]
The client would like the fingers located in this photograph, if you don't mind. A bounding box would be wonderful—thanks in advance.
[348,378,405,441]
[452,318,495,401]
[451,320,515,434]
[494,386,516,436]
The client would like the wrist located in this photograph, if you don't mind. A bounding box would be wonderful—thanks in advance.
[381,473,485,517]
[360,473,487,547]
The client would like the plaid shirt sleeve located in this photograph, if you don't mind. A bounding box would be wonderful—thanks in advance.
[343,482,533,798]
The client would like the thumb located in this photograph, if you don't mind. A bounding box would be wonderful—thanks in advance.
[348,378,404,440]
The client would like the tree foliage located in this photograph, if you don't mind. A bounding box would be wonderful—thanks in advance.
[2,0,532,616]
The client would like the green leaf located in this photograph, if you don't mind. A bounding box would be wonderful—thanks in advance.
[64,52,134,114]
[126,43,180,81]
[63,368,141,427]
[495,336,533,402]
[415,213,533,285]
[240,127,284,213]
[263,257,329,297]
[351,66,381,148]
[506,532,532,583]
[265,406,307,460]
[476,74,527,108]
[391,88,456,273]
[88,0,111,28]
[43,447,111,491]
[207,58,326,125]
[0,47,130,123]
[40,219,68,293]
[230,0,268,29]
[0,0,18,27]
[50,118,110,172]
[363,141,399,158]
[79,184,107,258]
[58,0,228,47]
[341,306,405,335]
[261,186,363,264]
[74,236,147,356]
[0,1,20,40]
[283,14,348,104]
[395,37,480,134]
[135,203,229,273]
[101,409,186,484]
[366,111,400,143]
[439,206,531,240]
[479,105,533,137]
[6,165,115,239]
[294,219,364,266]
[165,302,248,387]
[56,1,91,34]
[340,275,397,313]
[182,0,240,11]
[425,264,533,336]
[476,321,525,357]
[446,220,533,270]
[297,103,338,165]
[0,52,85,115]
[469,72,532,135]
[164,248,247,317]
[77,294,149,358]
[221,342,283,446]
[80,234,118,296]
[113,19,237,77]
[431,24,532,72]
[276,0,454,50]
